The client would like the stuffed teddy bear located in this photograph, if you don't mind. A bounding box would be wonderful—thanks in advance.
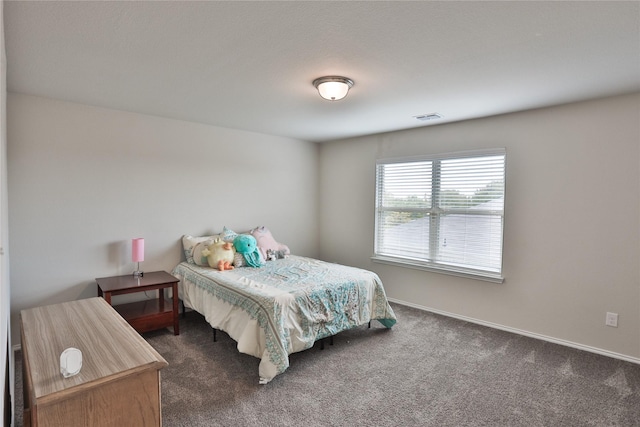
[250,226,290,261]
[201,237,235,271]
[233,234,264,268]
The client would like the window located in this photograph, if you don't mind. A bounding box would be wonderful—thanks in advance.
[373,149,506,282]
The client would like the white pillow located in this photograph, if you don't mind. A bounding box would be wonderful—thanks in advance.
[182,234,218,265]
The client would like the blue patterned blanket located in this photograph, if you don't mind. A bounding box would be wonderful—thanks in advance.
[172,256,396,383]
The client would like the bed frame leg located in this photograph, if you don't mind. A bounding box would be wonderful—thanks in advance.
[320,336,334,350]
[368,321,371,328]
[213,328,217,342]
[181,300,186,318]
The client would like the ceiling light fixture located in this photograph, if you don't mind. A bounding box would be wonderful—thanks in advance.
[313,76,354,101]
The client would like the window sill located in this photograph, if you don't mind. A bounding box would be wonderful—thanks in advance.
[371,255,504,283]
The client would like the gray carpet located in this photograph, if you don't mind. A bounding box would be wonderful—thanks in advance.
[14,303,640,426]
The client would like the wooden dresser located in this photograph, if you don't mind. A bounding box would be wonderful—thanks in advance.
[20,297,168,427]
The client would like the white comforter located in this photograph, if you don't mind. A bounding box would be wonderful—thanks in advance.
[172,256,397,384]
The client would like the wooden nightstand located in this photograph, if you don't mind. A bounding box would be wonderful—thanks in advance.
[96,270,180,335]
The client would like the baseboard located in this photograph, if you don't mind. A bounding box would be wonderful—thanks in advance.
[388,298,640,365]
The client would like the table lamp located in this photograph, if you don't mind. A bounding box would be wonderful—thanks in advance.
[132,238,144,277]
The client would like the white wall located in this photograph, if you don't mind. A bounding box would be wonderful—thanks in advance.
[0,2,12,424]
[319,93,640,360]
[7,93,319,345]
[7,90,640,366]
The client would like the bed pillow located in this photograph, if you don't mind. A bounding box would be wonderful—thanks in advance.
[249,226,290,261]
[182,234,218,265]
[220,226,239,243]
[233,252,247,268]
[221,226,253,242]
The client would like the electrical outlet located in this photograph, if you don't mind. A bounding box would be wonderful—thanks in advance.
[605,312,618,327]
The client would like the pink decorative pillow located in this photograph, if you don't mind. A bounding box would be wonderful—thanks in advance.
[250,226,290,261]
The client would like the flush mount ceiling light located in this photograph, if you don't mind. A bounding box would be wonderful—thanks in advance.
[312,76,354,101]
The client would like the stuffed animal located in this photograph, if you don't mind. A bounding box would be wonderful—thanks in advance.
[250,226,290,261]
[201,237,235,271]
[266,249,288,261]
[233,234,264,268]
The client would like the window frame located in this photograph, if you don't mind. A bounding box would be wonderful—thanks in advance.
[372,148,506,283]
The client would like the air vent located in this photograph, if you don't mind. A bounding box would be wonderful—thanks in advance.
[414,113,443,121]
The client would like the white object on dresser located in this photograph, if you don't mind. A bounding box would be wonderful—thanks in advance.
[59,347,82,378]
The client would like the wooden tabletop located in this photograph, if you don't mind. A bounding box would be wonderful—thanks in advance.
[95,271,178,293]
[20,297,168,403]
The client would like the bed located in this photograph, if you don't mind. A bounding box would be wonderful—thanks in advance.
[171,255,397,384]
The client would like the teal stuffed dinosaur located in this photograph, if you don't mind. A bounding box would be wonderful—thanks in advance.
[233,234,264,268]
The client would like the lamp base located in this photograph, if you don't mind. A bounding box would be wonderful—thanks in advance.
[133,261,143,278]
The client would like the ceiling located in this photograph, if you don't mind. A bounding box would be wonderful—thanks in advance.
[4,1,640,143]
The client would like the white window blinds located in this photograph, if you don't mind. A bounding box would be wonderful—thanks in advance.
[374,149,506,282]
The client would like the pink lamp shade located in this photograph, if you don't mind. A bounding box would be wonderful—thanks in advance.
[132,238,144,263]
